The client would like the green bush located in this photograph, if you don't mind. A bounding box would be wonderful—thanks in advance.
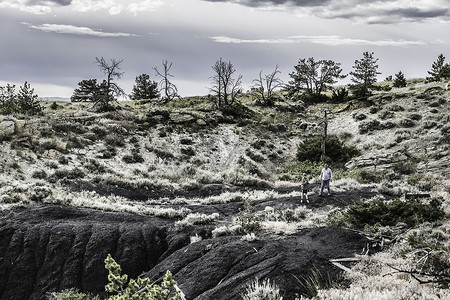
[358,119,380,134]
[399,118,416,128]
[281,160,322,181]
[0,82,42,115]
[48,288,100,300]
[104,254,180,300]
[236,199,261,234]
[331,198,445,229]
[296,135,359,163]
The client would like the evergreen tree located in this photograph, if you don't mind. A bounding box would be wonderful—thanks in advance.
[71,79,100,102]
[427,54,450,82]
[17,81,42,115]
[129,74,160,100]
[350,52,381,99]
[71,79,114,111]
[0,84,18,114]
[287,57,346,101]
[393,71,407,88]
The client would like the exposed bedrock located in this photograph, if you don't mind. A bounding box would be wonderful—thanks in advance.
[0,205,370,300]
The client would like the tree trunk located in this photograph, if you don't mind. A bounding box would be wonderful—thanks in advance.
[321,111,328,161]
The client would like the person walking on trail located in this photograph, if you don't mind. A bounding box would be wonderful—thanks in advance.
[300,173,309,203]
[319,164,332,196]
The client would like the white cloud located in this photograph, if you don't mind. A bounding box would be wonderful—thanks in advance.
[22,23,139,37]
[0,0,52,14]
[70,0,163,15]
[127,0,164,15]
[210,36,295,44]
[71,0,116,13]
[210,35,426,46]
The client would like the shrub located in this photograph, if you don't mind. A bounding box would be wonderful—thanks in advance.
[358,119,380,134]
[353,113,367,121]
[0,82,42,115]
[180,137,193,145]
[409,113,422,121]
[388,104,405,112]
[294,267,338,299]
[31,170,48,179]
[333,198,445,229]
[281,160,322,181]
[104,254,181,300]
[246,148,265,163]
[49,168,85,182]
[380,121,396,129]
[399,118,416,128]
[393,161,416,175]
[98,145,117,159]
[47,288,100,300]
[331,87,349,102]
[83,159,106,173]
[236,199,261,234]
[241,278,282,300]
[53,122,86,135]
[122,151,144,164]
[378,110,394,120]
[180,146,195,157]
[296,135,359,163]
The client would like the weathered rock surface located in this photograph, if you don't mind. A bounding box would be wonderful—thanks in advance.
[147,227,370,300]
[0,120,15,139]
[0,205,171,300]
[0,204,371,300]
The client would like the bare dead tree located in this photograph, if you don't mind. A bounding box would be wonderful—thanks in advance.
[210,58,242,108]
[95,57,125,98]
[154,60,179,102]
[252,65,284,106]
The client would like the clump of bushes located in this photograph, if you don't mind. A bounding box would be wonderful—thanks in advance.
[236,199,261,234]
[328,198,445,229]
[49,167,85,183]
[296,135,359,163]
[280,160,322,181]
[358,119,380,134]
[399,118,416,128]
[0,82,42,115]
[122,148,144,164]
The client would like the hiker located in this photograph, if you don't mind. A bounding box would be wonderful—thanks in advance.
[300,173,309,203]
[319,164,332,196]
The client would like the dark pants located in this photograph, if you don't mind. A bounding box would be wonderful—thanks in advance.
[320,180,330,195]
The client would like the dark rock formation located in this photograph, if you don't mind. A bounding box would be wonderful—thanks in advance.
[0,203,371,300]
[0,205,171,300]
[148,227,369,300]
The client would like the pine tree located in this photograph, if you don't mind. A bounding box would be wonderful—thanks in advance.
[350,52,381,100]
[427,54,450,82]
[17,82,42,115]
[129,74,160,100]
[393,71,407,88]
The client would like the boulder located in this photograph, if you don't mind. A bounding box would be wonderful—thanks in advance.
[0,120,15,139]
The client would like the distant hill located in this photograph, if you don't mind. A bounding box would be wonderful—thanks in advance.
[38,96,71,102]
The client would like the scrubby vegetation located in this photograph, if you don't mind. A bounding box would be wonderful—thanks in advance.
[0,76,449,299]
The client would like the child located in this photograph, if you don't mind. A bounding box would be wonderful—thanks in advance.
[300,173,309,203]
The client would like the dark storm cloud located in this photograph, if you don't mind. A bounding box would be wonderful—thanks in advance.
[390,7,449,19]
[27,0,72,5]
[201,0,330,7]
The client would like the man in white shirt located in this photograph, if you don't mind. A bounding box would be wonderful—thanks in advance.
[319,164,332,196]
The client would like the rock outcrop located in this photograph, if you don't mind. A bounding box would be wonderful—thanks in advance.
[0,205,371,300]
[0,120,15,140]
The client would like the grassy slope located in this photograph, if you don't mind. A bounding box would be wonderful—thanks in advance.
[0,78,449,298]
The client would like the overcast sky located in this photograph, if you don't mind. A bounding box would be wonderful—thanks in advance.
[1,0,449,98]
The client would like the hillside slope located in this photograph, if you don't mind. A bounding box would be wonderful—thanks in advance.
[0,79,449,299]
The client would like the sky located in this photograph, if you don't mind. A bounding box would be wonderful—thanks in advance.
[0,0,449,98]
